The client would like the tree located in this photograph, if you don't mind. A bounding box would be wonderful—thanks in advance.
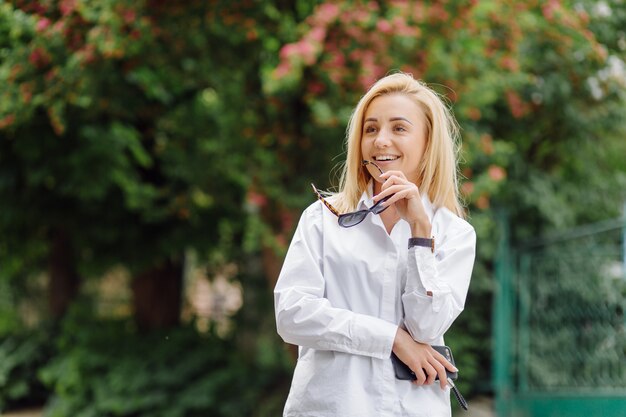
[0,0,303,328]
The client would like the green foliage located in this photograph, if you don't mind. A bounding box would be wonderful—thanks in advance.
[0,0,625,409]
[39,309,292,417]
[0,328,54,412]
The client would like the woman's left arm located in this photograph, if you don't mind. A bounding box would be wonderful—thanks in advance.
[373,171,477,344]
[402,221,476,344]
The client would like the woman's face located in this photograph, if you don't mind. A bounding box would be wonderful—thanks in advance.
[360,93,428,187]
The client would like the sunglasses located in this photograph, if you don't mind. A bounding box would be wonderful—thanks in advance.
[311,160,392,228]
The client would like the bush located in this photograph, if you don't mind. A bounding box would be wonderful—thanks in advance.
[39,311,292,417]
[0,327,54,412]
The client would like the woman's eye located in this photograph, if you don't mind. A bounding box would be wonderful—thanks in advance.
[364,126,377,133]
[394,125,407,132]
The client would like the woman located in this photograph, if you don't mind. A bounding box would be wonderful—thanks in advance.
[274,72,476,417]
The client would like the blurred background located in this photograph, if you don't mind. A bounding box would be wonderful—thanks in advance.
[0,1,625,416]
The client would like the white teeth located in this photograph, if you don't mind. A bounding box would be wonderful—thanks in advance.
[374,155,399,161]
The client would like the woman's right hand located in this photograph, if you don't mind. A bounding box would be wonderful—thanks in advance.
[392,327,457,390]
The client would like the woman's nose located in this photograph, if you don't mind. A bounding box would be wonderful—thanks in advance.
[374,131,391,148]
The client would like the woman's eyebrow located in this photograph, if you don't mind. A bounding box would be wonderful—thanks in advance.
[390,116,413,125]
[364,116,413,125]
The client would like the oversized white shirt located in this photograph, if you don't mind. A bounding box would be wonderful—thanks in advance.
[274,186,476,417]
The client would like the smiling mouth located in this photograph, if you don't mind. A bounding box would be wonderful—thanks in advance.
[373,155,400,161]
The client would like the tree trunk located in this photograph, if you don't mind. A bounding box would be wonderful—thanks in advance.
[131,258,183,330]
[48,229,80,319]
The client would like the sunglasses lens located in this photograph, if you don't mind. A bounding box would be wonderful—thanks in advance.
[338,212,367,227]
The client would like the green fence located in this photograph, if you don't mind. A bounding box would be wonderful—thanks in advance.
[494,214,626,417]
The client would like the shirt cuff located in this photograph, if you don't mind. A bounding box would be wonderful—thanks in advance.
[350,316,398,359]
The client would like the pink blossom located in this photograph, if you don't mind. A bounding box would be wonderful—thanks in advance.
[45,69,57,81]
[367,1,380,11]
[308,81,325,95]
[377,20,392,34]
[362,49,374,63]
[429,4,450,22]
[246,29,258,41]
[480,134,494,155]
[309,26,326,43]
[0,114,15,129]
[247,190,268,208]
[390,0,409,12]
[488,165,506,182]
[280,209,295,232]
[59,0,76,16]
[349,49,363,61]
[328,68,342,84]
[78,44,96,65]
[29,48,51,68]
[123,9,136,24]
[52,20,65,34]
[279,43,297,60]
[467,107,481,121]
[392,16,418,37]
[281,40,319,65]
[505,90,530,119]
[345,26,364,41]
[476,194,490,210]
[36,18,51,32]
[20,83,33,104]
[295,40,316,65]
[542,0,559,20]
[352,9,370,24]
[316,3,340,24]
[461,181,474,196]
[276,233,287,248]
[330,52,345,68]
[412,2,426,22]
[359,73,377,90]
[500,56,519,71]
[274,61,292,78]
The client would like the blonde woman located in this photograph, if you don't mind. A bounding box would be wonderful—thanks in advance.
[274,73,476,417]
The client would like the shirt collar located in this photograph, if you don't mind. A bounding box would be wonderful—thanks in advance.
[357,181,376,210]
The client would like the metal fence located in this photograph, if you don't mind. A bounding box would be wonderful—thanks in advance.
[494,215,626,417]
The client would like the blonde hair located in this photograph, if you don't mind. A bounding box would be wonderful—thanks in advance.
[333,72,465,218]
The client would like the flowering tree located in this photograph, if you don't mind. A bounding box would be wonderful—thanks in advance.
[0,0,317,328]
[0,0,624,410]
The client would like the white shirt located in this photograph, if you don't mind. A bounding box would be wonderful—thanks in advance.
[274,187,476,417]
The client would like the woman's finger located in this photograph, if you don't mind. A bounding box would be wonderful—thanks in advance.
[411,367,427,385]
[373,185,412,202]
[381,174,410,190]
[423,363,437,385]
[379,170,408,181]
[431,359,448,390]
[379,189,413,206]
[432,349,458,373]
[431,349,457,390]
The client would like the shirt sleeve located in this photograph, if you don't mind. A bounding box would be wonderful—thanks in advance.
[402,217,476,344]
[274,202,398,359]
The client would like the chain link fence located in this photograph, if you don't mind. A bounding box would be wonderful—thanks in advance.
[518,226,626,392]
[495,216,626,417]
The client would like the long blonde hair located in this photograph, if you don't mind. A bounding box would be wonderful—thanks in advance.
[333,72,465,218]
